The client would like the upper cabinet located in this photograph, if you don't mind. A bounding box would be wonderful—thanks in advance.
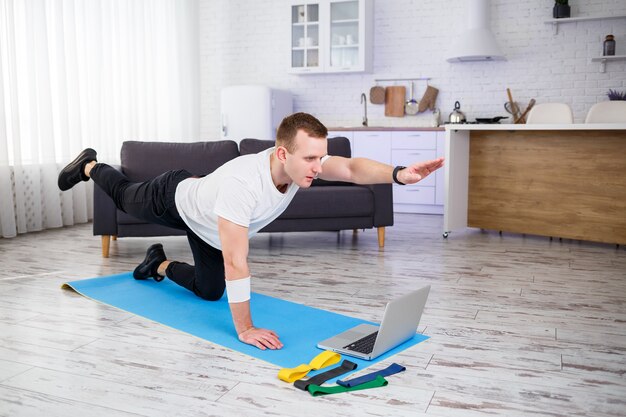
[290,0,373,74]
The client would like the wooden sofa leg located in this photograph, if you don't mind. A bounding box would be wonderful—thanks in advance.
[102,235,111,258]
[112,235,117,241]
[377,227,385,247]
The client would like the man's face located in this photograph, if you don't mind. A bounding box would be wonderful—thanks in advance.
[281,130,327,188]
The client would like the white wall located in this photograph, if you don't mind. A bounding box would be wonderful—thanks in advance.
[199,0,626,139]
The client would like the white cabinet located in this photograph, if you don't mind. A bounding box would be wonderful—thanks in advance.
[290,0,373,74]
[353,131,390,163]
[390,131,439,213]
[347,129,445,214]
[435,132,445,206]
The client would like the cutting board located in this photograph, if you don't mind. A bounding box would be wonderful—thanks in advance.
[385,86,406,117]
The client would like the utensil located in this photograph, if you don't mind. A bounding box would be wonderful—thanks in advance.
[475,116,508,124]
[505,101,525,122]
[404,82,419,115]
[515,98,536,124]
[385,86,406,117]
[370,85,385,104]
[448,101,466,123]
[506,88,522,122]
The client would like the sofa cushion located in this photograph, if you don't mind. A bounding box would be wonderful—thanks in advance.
[121,140,240,181]
[239,138,272,155]
[278,186,374,219]
[239,136,351,158]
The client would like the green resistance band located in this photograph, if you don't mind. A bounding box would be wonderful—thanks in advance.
[307,375,389,396]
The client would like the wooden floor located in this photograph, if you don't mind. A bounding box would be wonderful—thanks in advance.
[0,214,625,417]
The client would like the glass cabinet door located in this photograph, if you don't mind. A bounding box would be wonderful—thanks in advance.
[291,4,320,69]
[329,0,359,69]
[289,0,370,73]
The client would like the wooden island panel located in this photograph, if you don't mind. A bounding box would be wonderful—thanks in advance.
[467,130,626,245]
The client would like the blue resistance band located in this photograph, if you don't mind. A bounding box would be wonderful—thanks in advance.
[336,362,406,387]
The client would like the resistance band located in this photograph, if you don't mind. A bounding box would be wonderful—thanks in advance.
[277,351,341,383]
[336,362,406,387]
[293,360,358,391]
[307,375,388,396]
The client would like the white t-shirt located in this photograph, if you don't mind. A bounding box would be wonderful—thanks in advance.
[174,147,300,250]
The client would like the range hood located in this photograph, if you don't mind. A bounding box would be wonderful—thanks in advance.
[447,0,505,62]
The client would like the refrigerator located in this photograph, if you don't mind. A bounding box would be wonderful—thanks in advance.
[220,85,293,144]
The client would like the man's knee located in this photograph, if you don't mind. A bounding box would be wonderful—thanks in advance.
[195,284,225,301]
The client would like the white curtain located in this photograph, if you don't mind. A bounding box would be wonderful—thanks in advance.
[0,0,199,238]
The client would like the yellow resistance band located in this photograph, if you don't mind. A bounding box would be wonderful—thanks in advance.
[277,351,341,383]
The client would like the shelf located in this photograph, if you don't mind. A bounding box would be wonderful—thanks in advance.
[292,22,319,26]
[591,55,626,73]
[331,18,358,24]
[374,77,431,82]
[331,44,359,49]
[545,14,626,34]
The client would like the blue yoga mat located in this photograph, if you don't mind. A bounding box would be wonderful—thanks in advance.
[63,273,429,379]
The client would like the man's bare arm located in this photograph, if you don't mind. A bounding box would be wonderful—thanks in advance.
[217,216,283,350]
[319,155,444,185]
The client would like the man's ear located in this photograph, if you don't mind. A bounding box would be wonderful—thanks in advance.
[275,146,288,163]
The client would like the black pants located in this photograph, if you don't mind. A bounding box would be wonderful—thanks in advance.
[91,163,226,301]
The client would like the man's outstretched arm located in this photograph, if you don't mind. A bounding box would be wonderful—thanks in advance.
[217,216,283,350]
[319,155,444,185]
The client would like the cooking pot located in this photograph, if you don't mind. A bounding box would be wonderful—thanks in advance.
[448,101,467,124]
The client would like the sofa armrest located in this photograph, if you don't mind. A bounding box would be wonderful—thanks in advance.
[366,184,394,227]
[93,164,120,236]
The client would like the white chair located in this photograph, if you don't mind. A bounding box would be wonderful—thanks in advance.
[585,101,626,123]
[526,103,573,124]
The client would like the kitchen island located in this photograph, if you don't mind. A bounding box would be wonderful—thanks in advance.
[444,124,626,245]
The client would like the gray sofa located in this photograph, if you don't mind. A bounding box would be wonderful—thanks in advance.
[93,138,394,257]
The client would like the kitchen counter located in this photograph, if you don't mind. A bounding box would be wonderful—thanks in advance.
[445,123,626,131]
[444,123,626,245]
[328,126,445,132]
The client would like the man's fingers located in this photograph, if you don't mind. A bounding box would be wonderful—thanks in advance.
[258,333,282,350]
[242,328,283,350]
[258,336,280,350]
[409,158,444,178]
[259,338,277,350]
[265,330,281,342]
[257,329,280,341]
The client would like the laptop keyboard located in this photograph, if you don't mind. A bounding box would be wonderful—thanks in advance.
[344,331,378,354]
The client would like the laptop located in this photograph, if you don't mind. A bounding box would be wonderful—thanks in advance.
[317,285,430,360]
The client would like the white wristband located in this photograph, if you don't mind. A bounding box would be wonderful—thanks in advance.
[225,276,251,303]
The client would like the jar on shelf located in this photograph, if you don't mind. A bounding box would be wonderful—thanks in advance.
[603,35,616,56]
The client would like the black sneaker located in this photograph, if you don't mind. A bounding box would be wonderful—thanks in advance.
[133,243,167,282]
[57,148,98,191]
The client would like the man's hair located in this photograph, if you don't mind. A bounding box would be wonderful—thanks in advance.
[276,112,328,153]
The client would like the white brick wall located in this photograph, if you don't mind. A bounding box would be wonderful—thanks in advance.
[199,0,626,139]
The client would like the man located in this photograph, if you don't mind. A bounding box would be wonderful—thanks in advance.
[58,112,444,351]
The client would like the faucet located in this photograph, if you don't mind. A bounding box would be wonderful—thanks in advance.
[360,93,368,126]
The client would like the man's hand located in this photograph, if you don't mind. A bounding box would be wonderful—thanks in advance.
[238,327,283,350]
[397,157,445,185]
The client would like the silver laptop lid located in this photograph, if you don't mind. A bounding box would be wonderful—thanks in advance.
[370,285,430,357]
